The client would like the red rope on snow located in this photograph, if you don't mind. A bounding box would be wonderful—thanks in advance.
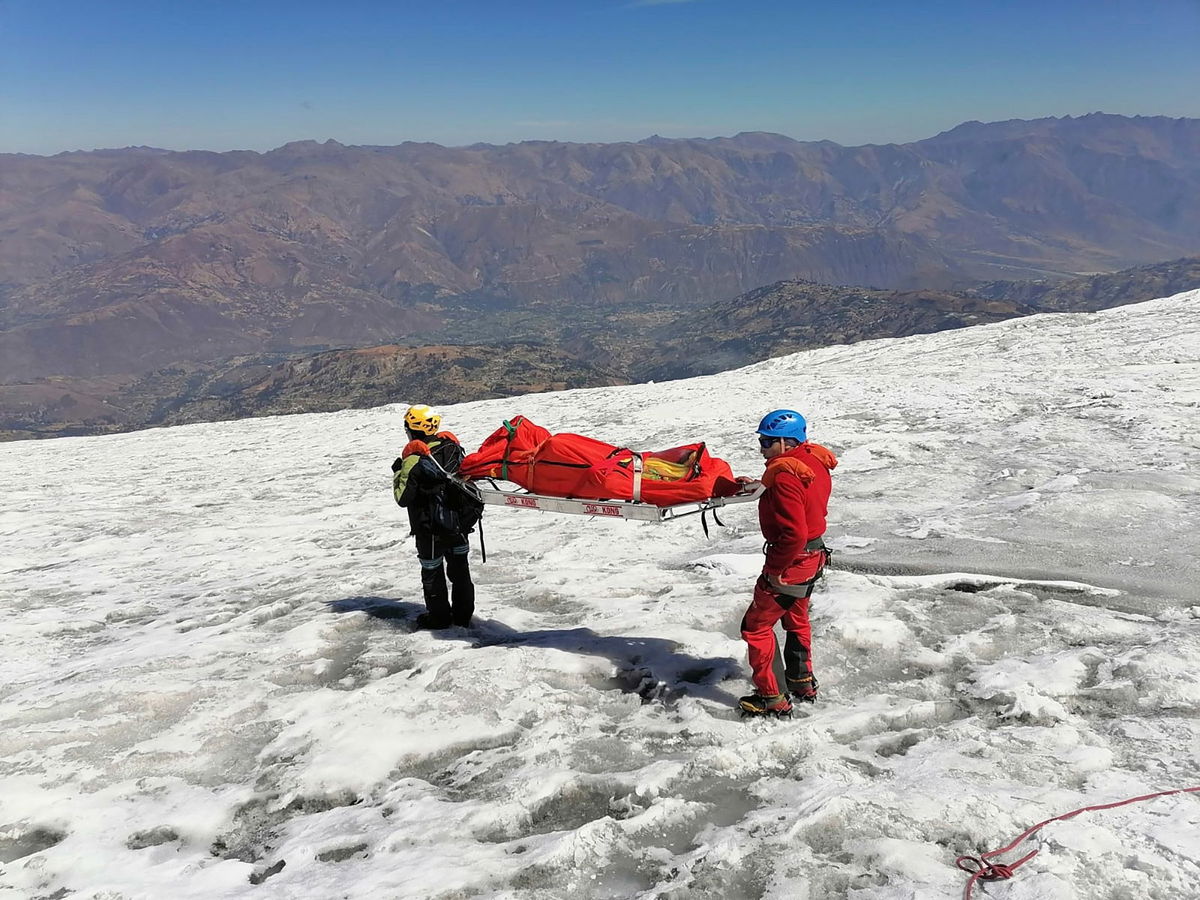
[956,786,1200,899]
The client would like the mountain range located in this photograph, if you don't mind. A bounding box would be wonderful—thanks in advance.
[2,114,1199,438]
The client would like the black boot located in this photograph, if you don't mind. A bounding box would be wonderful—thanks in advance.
[446,548,475,627]
[419,562,452,628]
[415,612,452,630]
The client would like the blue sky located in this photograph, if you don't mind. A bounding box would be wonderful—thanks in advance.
[2,0,1199,154]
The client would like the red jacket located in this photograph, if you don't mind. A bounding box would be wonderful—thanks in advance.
[758,442,837,579]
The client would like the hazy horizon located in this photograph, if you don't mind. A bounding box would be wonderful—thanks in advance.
[3,0,1199,156]
[6,111,1199,159]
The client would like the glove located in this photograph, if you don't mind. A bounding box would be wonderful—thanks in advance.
[390,456,404,473]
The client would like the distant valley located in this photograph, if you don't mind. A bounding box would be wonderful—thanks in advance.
[3,256,1196,439]
[2,114,1198,439]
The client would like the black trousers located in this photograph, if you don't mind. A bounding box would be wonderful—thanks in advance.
[415,530,475,626]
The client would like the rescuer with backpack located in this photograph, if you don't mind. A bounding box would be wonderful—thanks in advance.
[738,409,838,717]
[392,404,481,629]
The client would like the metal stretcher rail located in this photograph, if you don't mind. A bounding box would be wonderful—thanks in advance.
[476,483,765,523]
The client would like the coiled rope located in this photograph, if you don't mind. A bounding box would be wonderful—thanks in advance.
[956,785,1200,899]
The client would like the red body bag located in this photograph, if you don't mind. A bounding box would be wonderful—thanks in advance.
[460,415,740,506]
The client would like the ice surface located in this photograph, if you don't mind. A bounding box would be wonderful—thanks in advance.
[2,292,1199,899]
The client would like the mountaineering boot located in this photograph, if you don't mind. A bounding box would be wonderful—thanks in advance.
[420,562,453,627]
[445,549,475,628]
[739,692,794,718]
[415,612,453,630]
[786,675,819,703]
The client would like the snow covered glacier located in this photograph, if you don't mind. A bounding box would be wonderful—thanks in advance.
[2,292,1198,899]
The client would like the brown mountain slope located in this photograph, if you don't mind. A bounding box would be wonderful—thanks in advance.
[3,116,1200,439]
[971,256,1200,312]
[4,114,1199,390]
[631,284,1035,381]
[4,256,1198,440]
[632,255,1200,382]
[160,343,627,424]
[0,343,625,439]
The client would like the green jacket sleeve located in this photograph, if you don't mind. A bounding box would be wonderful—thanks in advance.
[392,454,423,506]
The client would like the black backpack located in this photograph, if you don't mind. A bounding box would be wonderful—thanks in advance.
[425,439,485,537]
[429,475,485,537]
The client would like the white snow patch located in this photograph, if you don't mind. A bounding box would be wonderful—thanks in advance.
[2,291,1199,899]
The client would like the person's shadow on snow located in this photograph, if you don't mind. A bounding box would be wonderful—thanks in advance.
[327,595,741,707]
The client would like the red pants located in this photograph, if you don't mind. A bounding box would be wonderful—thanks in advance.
[741,574,816,697]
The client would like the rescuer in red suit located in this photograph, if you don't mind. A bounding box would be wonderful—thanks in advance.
[738,409,837,717]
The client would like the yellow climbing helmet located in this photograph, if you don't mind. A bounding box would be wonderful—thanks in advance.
[404,404,442,435]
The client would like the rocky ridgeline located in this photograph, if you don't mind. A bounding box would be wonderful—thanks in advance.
[971,257,1200,312]
[2,114,1199,438]
[4,256,1196,440]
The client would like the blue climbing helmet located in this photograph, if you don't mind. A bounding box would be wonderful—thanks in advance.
[757,409,807,442]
